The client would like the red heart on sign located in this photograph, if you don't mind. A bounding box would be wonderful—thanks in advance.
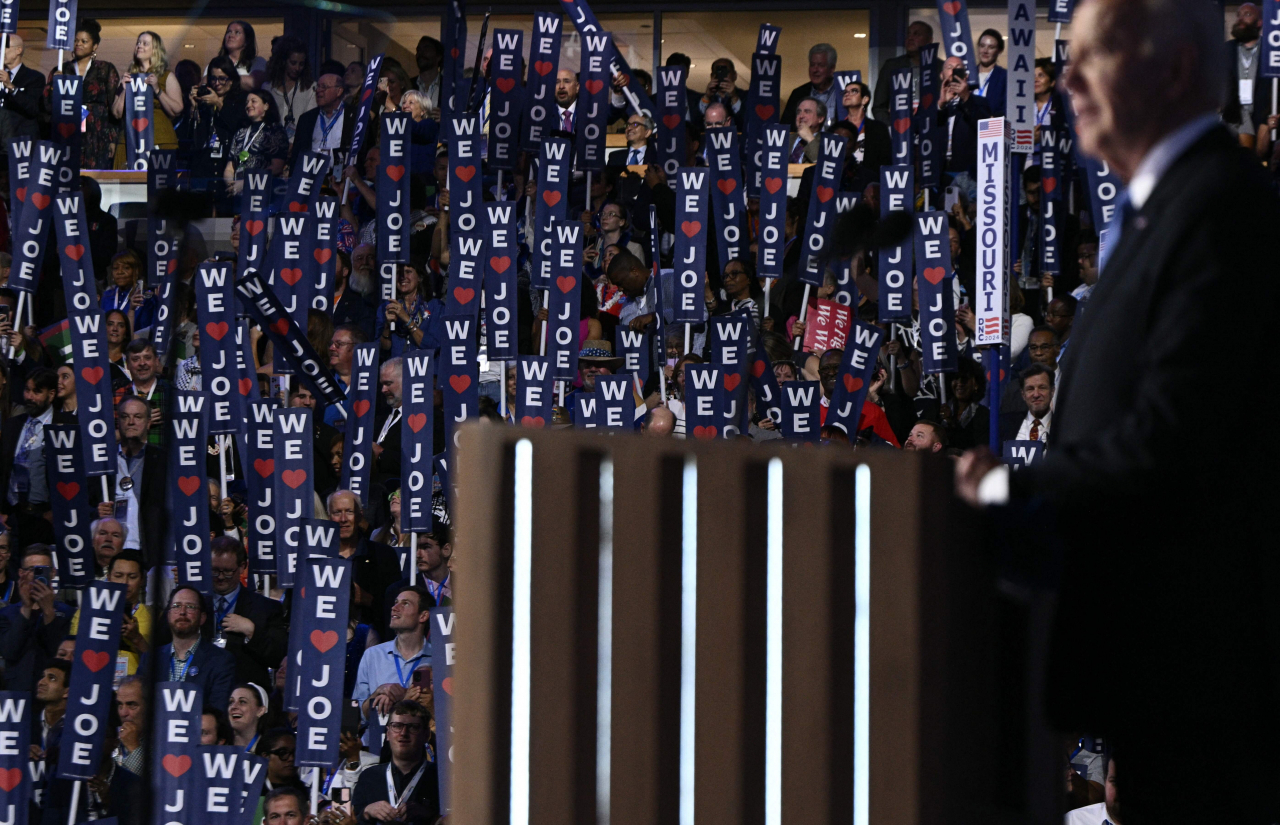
[692,425,718,440]
[162,754,192,778]
[440,676,453,696]
[386,165,406,182]
[310,629,339,653]
[280,268,303,286]
[489,256,511,273]
[288,201,307,213]
[0,767,23,792]
[1043,177,1057,193]
[314,248,333,264]
[82,649,111,672]
[352,400,371,418]
[407,413,427,433]
[764,177,783,195]
[270,318,290,336]
[717,178,737,195]
[755,104,775,120]
[205,321,229,341]
[943,0,962,15]
[239,377,254,395]
[56,481,79,500]
[245,219,265,236]
[31,192,51,211]
[65,244,85,261]
[923,266,946,285]
[453,286,475,305]
[584,79,604,95]
[542,189,561,207]
[254,458,274,478]
[556,275,576,294]
[14,186,24,202]
[920,93,934,111]
[723,373,741,391]
[534,60,554,77]
[680,220,701,238]
[893,117,912,134]
[57,122,77,139]
[178,476,201,497]
[662,114,682,130]
[131,117,149,132]
[752,360,767,378]
[282,469,308,489]
[449,374,471,393]
[816,185,834,203]
[496,77,516,94]
[454,165,476,182]
[81,366,104,384]
[450,47,459,59]
[843,374,863,392]
[520,415,545,428]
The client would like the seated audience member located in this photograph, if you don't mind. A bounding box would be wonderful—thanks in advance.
[999,363,1054,445]
[151,586,237,711]
[902,419,946,453]
[351,700,439,823]
[0,545,73,691]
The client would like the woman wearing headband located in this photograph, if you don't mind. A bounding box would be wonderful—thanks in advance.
[228,682,269,751]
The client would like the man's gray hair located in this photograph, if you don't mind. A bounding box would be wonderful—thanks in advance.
[809,43,837,68]
[381,356,403,374]
[802,96,829,122]
[91,517,129,539]
[326,489,363,523]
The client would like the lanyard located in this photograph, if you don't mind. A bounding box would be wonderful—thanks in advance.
[76,59,93,77]
[979,70,992,96]
[215,587,240,625]
[170,642,197,681]
[385,761,426,808]
[378,407,402,443]
[318,109,341,145]
[392,646,428,688]
[1035,100,1051,127]
[425,575,449,605]
[245,733,260,753]
[0,580,13,604]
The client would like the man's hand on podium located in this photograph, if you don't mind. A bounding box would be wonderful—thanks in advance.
[955,448,1003,507]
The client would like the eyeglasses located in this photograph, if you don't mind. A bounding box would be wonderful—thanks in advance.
[209,76,231,85]
[723,269,747,279]
[169,602,201,613]
[387,722,424,733]
[211,568,240,578]
[625,121,645,129]
[268,748,296,759]
[329,340,354,350]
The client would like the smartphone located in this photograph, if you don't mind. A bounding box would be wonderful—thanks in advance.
[340,700,361,737]
[197,84,210,98]
[944,185,961,212]
[412,665,433,691]
[30,565,51,587]
[0,304,10,325]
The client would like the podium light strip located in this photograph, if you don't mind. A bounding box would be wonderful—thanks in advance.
[764,457,784,825]
[679,454,698,825]
[510,438,534,825]
[596,458,615,825]
[853,464,871,825]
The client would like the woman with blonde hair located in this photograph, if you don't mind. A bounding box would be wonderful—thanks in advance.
[111,30,183,165]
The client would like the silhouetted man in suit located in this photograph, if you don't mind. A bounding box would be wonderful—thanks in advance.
[0,35,44,145]
[957,2,1280,822]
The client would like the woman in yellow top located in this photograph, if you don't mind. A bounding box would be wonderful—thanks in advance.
[70,549,151,677]
[111,30,183,166]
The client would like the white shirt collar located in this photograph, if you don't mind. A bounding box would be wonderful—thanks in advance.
[1023,408,1051,428]
[1126,113,1219,210]
[35,406,54,425]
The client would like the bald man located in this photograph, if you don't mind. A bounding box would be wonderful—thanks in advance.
[0,34,44,143]
[958,1,1280,820]
[642,406,674,437]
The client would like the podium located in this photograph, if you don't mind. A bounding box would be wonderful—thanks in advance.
[448,423,1058,824]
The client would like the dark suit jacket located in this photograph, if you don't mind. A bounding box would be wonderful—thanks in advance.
[220,585,289,689]
[606,141,653,168]
[0,64,45,143]
[288,103,357,175]
[0,601,73,691]
[997,410,1026,443]
[372,406,401,485]
[872,53,945,124]
[138,444,168,569]
[333,287,376,341]
[852,118,893,190]
[150,639,238,710]
[974,65,1007,118]
[942,93,993,176]
[350,535,404,639]
[0,412,38,512]
[1009,125,1280,757]
[1224,41,1272,129]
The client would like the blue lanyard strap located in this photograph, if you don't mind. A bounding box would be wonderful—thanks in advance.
[392,647,428,688]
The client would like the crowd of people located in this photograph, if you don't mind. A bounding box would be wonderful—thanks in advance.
[0,3,1270,823]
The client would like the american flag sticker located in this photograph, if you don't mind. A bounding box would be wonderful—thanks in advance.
[979,119,1004,138]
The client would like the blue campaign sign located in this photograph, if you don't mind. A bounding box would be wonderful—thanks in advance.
[890,68,913,165]
[673,169,710,324]
[148,152,181,361]
[431,607,455,815]
[236,755,267,819]
[444,233,484,317]
[576,392,599,429]
[45,426,95,588]
[286,151,330,214]
[308,199,339,314]
[747,331,785,426]
[6,138,31,232]
[547,221,584,381]
[488,29,524,170]
[484,203,519,361]
[824,321,884,442]
[706,126,746,269]
[246,400,279,575]
[757,124,789,279]
[744,53,781,197]
[1082,155,1122,257]
[919,123,946,190]
[915,45,940,133]
[449,113,483,238]
[341,343,380,505]
[1264,0,1280,79]
[1046,0,1075,25]
[273,407,315,587]
[377,113,411,301]
[56,582,126,779]
[781,381,821,441]
[937,0,979,83]
[123,76,153,170]
[151,682,202,825]
[441,315,479,449]
[532,138,571,290]
[1042,147,1061,278]
[684,364,724,440]
[914,211,958,375]
[0,691,31,825]
[195,261,243,434]
[170,392,212,593]
[296,557,352,767]
[655,66,688,178]
[756,23,780,54]
[237,172,272,279]
[833,255,859,309]
[522,12,563,150]
[199,747,242,825]
[833,70,863,122]
[1003,439,1044,468]
[516,356,554,428]
[267,212,309,374]
[710,310,751,435]
[878,165,915,322]
[1007,0,1037,153]
[577,32,612,173]
[8,140,59,295]
[284,519,339,714]
[50,74,82,190]
[345,54,385,170]
[560,0,657,121]
[801,133,849,285]
[595,375,636,430]
[400,354,435,533]
[615,327,651,385]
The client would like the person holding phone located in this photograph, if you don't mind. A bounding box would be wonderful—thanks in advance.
[938,56,992,203]
[0,545,73,693]
[352,585,432,744]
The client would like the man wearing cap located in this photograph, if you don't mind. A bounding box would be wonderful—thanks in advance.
[577,339,624,393]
